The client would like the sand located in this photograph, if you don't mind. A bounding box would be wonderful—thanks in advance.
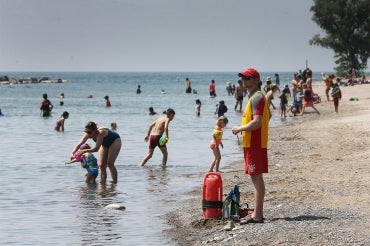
[166,82,370,245]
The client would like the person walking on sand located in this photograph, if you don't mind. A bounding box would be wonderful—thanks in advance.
[54,111,69,132]
[331,82,342,113]
[300,83,320,116]
[234,80,246,111]
[209,116,228,172]
[140,108,175,167]
[321,73,335,102]
[232,67,270,224]
[70,121,121,183]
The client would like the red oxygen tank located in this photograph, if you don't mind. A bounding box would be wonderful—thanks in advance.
[202,172,223,219]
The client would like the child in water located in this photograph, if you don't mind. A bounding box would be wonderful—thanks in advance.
[209,116,228,172]
[54,111,69,131]
[104,95,111,107]
[111,122,117,131]
[195,99,201,116]
[65,143,99,183]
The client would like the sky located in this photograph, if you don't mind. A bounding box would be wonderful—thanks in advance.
[0,0,338,72]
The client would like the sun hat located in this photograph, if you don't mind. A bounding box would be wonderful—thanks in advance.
[266,76,272,82]
[238,68,260,81]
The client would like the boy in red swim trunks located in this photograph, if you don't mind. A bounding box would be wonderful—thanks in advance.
[140,108,175,166]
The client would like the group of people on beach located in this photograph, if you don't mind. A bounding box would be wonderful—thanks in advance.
[36,66,354,226]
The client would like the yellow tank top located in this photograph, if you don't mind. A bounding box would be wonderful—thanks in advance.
[241,91,269,148]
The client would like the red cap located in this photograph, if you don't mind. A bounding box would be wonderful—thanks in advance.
[238,67,260,81]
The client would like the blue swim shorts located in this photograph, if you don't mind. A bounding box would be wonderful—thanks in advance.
[87,168,99,177]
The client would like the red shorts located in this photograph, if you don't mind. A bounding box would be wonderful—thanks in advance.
[243,148,268,175]
[304,101,313,107]
[149,135,163,149]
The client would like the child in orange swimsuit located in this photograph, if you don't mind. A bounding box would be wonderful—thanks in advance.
[209,116,228,172]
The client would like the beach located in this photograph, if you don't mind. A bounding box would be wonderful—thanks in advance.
[166,82,370,245]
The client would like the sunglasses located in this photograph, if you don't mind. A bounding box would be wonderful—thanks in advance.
[242,77,254,81]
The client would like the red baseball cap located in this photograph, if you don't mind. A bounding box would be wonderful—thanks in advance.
[238,67,260,81]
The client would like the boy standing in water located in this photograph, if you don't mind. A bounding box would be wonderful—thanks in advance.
[140,108,176,166]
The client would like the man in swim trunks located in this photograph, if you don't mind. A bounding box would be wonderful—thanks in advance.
[140,108,175,166]
[232,67,270,224]
[234,80,246,111]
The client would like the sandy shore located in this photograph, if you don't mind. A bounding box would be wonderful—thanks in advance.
[165,82,370,245]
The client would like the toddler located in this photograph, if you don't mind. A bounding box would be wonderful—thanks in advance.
[195,99,201,116]
[66,143,99,183]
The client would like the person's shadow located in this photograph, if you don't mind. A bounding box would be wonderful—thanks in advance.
[270,215,330,222]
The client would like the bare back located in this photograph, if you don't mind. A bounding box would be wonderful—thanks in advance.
[235,84,244,97]
[151,116,168,135]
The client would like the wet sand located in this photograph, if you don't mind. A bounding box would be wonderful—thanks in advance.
[166,82,370,245]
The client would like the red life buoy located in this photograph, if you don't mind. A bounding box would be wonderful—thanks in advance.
[202,172,223,219]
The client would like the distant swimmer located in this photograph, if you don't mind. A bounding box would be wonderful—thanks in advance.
[161,90,166,94]
[0,109,4,117]
[209,80,216,97]
[40,93,53,117]
[149,107,157,115]
[195,99,201,116]
[137,85,142,94]
[60,92,65,106]
[185,78,192,93]
[111,122,117,131]
[104,95,111,107]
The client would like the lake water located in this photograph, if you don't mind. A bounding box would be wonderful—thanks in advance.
[0,71,323,245]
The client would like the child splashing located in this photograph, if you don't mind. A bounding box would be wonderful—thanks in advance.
[209,116,228,172]
[66,143,99,183]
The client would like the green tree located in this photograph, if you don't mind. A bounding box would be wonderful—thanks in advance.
[310,0,370,76]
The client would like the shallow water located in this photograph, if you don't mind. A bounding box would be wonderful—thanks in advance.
[0,71,318,245]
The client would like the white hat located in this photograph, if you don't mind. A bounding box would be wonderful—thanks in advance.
[266,77,272,82]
